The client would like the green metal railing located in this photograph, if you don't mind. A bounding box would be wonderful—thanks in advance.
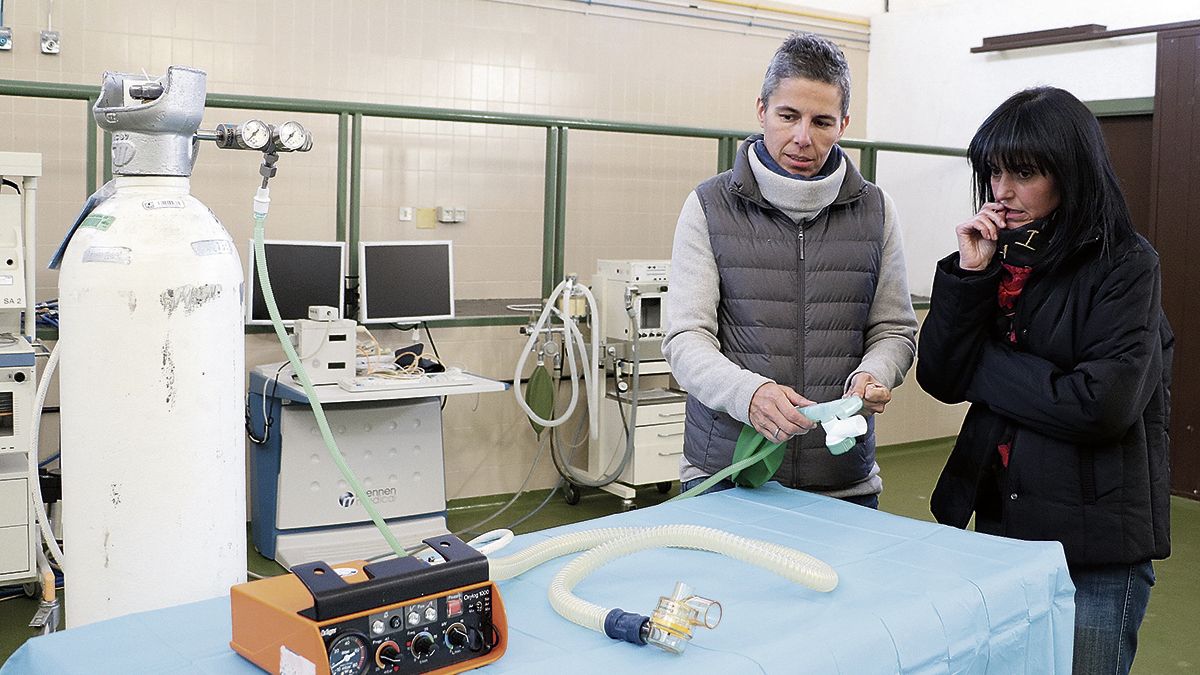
[0,77,966,326]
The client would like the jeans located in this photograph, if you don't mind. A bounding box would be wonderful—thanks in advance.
[679,477,736,496]
[679,477,879,509]
[1069,561,1155,675]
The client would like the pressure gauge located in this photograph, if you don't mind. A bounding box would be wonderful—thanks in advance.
[239,119,271,150]
[275,120,310,151]
[327,633,369,675]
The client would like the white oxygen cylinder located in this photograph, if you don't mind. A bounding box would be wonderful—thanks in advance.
[57,67,246,627]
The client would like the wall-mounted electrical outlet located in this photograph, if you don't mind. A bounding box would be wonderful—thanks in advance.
[40,30,60,54]
[0,27,13,51]
[398,206,414,222]
[435,206,466,223]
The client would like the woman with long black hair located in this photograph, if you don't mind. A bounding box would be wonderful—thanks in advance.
[917,86,1173,674]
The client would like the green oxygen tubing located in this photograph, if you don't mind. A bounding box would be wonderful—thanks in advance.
[250,185,407,559]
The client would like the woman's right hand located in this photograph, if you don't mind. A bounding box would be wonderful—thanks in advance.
[956,202,1008,271]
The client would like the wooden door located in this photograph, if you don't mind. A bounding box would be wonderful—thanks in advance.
[1099,115,1153,238]
[1150,27,1200,499]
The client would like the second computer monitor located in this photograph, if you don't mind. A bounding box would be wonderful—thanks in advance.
[358,240,455,324]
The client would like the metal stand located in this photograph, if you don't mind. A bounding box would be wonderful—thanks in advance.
[29,598,61,635]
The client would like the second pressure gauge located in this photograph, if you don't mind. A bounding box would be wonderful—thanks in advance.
[275,120,311,152]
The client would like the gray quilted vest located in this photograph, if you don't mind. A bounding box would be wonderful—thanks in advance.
[684,137,884,490]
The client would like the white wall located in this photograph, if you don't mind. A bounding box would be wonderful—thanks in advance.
[866,0,1196,295]
[769,0,886,16]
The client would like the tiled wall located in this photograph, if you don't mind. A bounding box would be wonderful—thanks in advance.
[3,0,879,499]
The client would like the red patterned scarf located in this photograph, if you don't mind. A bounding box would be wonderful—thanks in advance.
[994,222,1046,466]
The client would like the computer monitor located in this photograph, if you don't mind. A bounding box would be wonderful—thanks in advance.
[245,240,347,326]
[358,240,455,324]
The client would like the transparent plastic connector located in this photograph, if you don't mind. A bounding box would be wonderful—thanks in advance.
[645,582,722,654]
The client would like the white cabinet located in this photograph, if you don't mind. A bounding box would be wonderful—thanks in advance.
[0,456,35,581]
[589,394,685,500]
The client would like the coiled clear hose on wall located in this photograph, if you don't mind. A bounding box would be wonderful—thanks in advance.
[488,525,837,637]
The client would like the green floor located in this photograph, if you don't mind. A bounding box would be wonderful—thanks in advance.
[2,439,1198,671]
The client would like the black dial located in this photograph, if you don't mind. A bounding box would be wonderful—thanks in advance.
[445,622,469,649]
[410,631,437,659]
[328,633,369,675]
[376,640,403,668]
[467,625,487,653]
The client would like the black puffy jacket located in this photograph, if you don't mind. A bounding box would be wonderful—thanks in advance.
[917,233,1172,566]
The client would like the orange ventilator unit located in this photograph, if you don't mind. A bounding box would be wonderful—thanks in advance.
[231,535,507,675]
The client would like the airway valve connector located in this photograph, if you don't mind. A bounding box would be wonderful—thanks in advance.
[644,582,722,654]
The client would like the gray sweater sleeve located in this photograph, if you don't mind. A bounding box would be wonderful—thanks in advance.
[848,189,918,390]
[662,191,770,425]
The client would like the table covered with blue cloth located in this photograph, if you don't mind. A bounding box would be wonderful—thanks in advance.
[1,483,1075,674]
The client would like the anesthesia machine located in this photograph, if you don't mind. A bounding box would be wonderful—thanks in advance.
[515,260,681,509]
[585,260,682,506]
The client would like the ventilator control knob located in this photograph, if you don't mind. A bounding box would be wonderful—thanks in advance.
[375,640,402,668]
[445,622,469,649]
[410,631,436,659]
[466,625,487,652]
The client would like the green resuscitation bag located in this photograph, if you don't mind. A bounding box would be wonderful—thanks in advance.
[524,363,556,438]
[729,426,788,488]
